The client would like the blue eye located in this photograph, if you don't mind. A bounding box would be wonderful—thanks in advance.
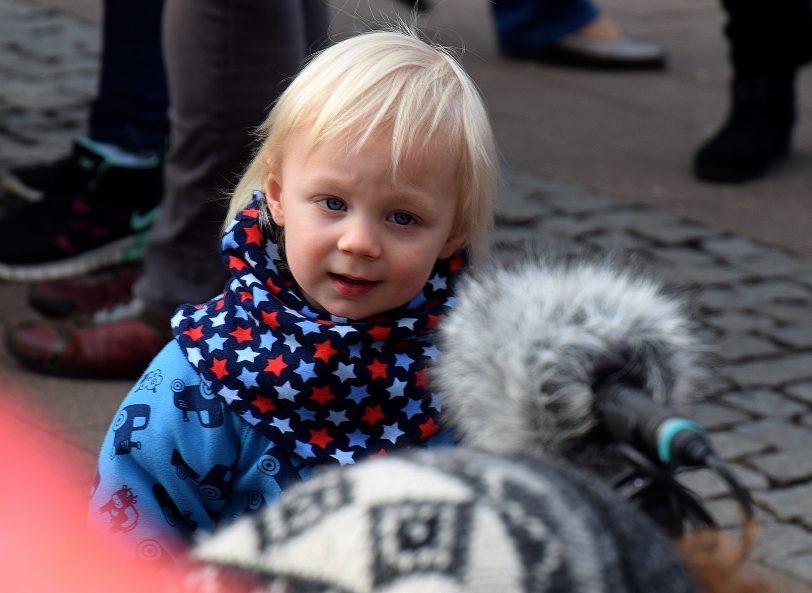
[321,197,345,211]
[391,212,415,226]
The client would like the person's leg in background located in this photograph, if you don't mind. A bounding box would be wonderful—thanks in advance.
[694,0,812,182]
[0,0,168,281]
[492,0,665,69]
[5,0,329,378]
[135,0,329,317]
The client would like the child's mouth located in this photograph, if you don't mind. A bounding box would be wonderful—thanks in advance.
[329,273,379,297]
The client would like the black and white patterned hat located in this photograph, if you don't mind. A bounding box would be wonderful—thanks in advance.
[188,448,699,593]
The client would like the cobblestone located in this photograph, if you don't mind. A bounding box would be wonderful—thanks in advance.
[721,388,809,419]
[749,450,812,487]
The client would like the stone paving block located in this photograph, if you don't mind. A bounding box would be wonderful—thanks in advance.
[720,353,812,388]
[786,382,812,405]
[582,228,657,256]
[749,450,812,487]
[693,285,738,312]
[704,309,779,335]
[773,553,812,584]
[733,280,812,307]
[771,327,812,350]
[763,304,812,326]
[755,482,812,527]
[632,219,717,246]
[705,497,760,529]
[753,484,812,529]
[753,522,812,563]
[708,430,771,459]
[678,463,768,499]
[733,419,812,451]
[710,333,785,362]
[702,235,775,261]
[524,185,619,215]
[685,400,752,430]
[721,388,809,418]
[677,264,756,287]
[732,250,812,279]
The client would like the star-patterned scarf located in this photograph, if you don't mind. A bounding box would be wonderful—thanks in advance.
[172,191,466,466]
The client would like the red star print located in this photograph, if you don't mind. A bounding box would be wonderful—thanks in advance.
[313,340,337,363]
[264,355,287,377]
[253,395,276,414]
[241,207,260,218]
[310,385,334,406]
[449,255,465,272]
[266,279,282,295]
[244,224,263,246]
[367,359,388,380]
[309,428,334,449]
[414,367,429,389]
[230,326,253,343]
[419,418,439,439]
[239,291,253,302]
[210,358,229,379]
[183,325,204,341]
[215,298,225,311]
[425,314,443,329]
[371,449,388,457]
[262,310,280,329]
[368,325,390,341]
[227,256,248,271]
[316,319,335,326]
[362,405,385,426]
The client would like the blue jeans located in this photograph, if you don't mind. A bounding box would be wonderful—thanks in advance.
[492,0,599,50]
[88,0,169,153]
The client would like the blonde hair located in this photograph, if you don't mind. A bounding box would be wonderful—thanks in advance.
[227,28,497,261]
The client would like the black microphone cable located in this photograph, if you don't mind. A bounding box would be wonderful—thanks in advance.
[594,380,755,537]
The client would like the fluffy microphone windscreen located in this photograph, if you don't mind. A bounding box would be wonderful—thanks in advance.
[432,257,708,458]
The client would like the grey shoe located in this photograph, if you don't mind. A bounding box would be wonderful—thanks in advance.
[504,34,666,70]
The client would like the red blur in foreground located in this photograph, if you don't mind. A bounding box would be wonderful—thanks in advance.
[0,392,178,593]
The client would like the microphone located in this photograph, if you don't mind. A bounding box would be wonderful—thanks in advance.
[433,255,709,466]
[432,255,753,534]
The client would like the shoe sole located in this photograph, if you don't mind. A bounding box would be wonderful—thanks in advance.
[0,234,145,282]
[1,173,44,204]
[504,47,666,71]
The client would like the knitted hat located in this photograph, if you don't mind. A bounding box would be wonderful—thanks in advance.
[187,448,699,593]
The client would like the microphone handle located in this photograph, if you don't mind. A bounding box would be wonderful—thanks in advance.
[595,382,713,467]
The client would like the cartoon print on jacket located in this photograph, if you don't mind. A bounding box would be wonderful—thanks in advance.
[172,378,224,428]
[111,404,151,458]
[136,369,164,392]
[152,483,198,533]
[170,449,234,502]
[99,484,139,533]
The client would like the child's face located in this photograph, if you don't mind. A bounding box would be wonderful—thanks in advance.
[265,126,463,320]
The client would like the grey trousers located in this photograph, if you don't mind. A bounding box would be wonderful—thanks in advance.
[134,0,329,316]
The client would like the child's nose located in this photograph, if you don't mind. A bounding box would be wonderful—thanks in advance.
[337,217,382,259]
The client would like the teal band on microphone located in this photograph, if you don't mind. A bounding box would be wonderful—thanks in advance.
[658,418,704,464]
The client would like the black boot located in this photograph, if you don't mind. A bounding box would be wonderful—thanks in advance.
[694,75,796,183]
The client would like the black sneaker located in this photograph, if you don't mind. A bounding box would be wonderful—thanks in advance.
[0,138,162,282]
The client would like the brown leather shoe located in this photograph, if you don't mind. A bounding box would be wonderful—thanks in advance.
[6,299,169,378]
[28,264,141,319]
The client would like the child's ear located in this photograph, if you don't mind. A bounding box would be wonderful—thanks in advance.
[439,231,465,259]
[264,172,285,227]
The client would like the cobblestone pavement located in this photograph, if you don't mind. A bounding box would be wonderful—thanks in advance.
[1,0,811,588]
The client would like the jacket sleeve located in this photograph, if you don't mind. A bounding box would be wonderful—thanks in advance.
[89,341,245,569]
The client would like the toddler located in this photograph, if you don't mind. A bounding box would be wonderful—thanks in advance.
[89,28,497,564]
